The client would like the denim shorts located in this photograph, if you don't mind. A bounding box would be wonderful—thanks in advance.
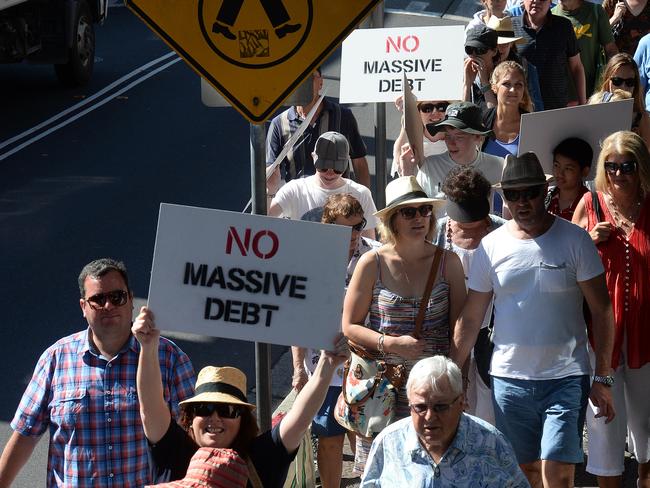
[311,386,347,438]
[492,375,590,464]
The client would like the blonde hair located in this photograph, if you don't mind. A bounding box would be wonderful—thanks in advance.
[588,88,633,105]
[596,53,644,113]
[491,61,533,113]
[595,131,650,194]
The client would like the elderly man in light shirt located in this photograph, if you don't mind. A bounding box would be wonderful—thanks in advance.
[360,356,530,487]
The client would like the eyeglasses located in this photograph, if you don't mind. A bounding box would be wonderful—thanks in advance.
[419,102,449,113]
[465,45,488,56]
[397,205,433,219]
[84,290,129,310]
[350,218,367,232]
[604,160,637,175]
[409,395,461,415]
[192,403,243,419]
[317,167,343,175]
[610,76,635,88]
[502,185,545,202]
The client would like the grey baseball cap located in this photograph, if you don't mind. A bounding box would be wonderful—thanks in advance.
[313,131,350,173]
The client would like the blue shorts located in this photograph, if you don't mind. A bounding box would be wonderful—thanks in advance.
[311,386,347,438]
[492,375,590,464]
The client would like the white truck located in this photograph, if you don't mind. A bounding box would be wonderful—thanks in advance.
[0,0,107,85]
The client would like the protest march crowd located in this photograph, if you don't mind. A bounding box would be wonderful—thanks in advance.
[1,0,649,487]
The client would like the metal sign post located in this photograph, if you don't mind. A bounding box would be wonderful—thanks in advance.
[249,122,272,431]
[371,2,386,208]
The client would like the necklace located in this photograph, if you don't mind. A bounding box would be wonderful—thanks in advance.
[606,193,642,232]
[446,218,492,250]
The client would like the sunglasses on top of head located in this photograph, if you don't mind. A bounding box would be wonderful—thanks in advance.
[192,402,243,419]
[85,290,129,310]
[317,167,343,175]
[604,160,637,175]
[419,102,449,114]
[610,76,635,88]
[397,205,433,219]
[465,45,488,56]
[502,185,545,202]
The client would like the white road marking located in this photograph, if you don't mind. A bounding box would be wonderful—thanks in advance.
[0,52,179,161]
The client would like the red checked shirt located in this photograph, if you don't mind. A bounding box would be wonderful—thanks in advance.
[11,329,195,487]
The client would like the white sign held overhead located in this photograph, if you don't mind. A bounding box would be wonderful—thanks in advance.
[518,100,634,178]
[148,204,350,350]
[340,25,465,103]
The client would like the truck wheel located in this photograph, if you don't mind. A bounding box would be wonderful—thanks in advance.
[54,1,95,86]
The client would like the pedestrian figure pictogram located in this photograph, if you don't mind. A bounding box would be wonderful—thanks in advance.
[212,0,301,40]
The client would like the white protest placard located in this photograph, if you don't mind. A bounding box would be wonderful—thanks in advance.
[148,204,350,350]
[340,25,465,103]
[518,100,634,178]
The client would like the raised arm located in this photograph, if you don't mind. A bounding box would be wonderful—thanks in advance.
[132,306,171,443]
[279,339,348,452]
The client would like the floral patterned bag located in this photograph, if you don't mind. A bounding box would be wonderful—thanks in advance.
[333,348,402,437]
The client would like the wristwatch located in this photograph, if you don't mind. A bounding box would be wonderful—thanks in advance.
[593,375,614,387]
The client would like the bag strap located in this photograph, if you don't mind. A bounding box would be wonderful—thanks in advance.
[246,456,263,488]
[591,190,603,222]
[413,247,443,338]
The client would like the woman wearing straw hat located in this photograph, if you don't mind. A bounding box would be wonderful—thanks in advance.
[132,307,347,488]
[342,176,467,473]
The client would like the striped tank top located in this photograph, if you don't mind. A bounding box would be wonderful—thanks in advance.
[368,250,451,419]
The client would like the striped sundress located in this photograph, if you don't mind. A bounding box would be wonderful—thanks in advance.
[353,250,451,474]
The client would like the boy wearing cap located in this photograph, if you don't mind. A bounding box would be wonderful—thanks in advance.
[268,131,378,239]
[452,152,615,488]
[464,26,500,110]
[399,102,505,213]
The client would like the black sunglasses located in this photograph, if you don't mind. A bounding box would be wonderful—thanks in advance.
[419,102,449,114]
[604,160,637,175]
[397,205,433,219]
[350,217,367,232]
[465,45,488,56]
[192,403,243,419]
[317,167,343,175]
[502,185,545,202]
[610,76,635,88]
[409,395,461,415]
[85,290,129,310]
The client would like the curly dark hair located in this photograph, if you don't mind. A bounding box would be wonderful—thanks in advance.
[441,166,492,204]
[178,403,260,458]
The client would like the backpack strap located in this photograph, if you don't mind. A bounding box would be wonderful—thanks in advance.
[280,110,296,180]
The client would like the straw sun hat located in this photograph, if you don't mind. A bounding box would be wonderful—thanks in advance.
[179,366,255,409]
[375,176,445,219]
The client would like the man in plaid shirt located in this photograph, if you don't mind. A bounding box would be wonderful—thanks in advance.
[0,258,195,487]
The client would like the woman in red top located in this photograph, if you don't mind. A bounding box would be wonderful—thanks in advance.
[573,130,650,488]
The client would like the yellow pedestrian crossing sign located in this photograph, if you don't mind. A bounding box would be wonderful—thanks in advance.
[126,0,380,123]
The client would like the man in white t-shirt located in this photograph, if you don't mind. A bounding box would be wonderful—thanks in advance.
[451,152,615,488]
[267,131,377,239]
[398,101,504,214]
